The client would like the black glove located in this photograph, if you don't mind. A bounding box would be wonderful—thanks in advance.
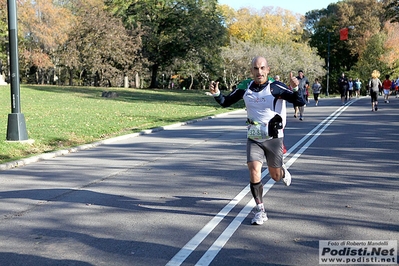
[268,114,283,138]
[270,81,306,106]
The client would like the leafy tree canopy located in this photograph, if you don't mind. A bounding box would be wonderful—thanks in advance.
[106,0,228,87]
[221,5,303,46]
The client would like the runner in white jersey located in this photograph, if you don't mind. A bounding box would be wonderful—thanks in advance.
[209,56,305,225]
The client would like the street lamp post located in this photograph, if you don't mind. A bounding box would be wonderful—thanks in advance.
[326,32,330,97]
[6,0,28,141]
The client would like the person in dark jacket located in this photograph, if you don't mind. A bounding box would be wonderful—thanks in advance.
[338,73,349,104]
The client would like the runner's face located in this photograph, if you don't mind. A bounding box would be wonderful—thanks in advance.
[251,58,269,84]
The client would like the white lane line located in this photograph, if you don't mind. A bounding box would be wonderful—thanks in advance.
[165,185,252,266]
[166,101,355,266]
[194,178,275,266]
[166,166,272,266]
[285,103,349,159]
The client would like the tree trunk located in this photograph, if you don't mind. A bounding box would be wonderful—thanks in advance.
[79,70,83,86]
[94,71,100,87]
[189,75,193,90]
[124,76,129,88]
[69,68,73,86]
[135,72,140,88]
[150,64,159,88]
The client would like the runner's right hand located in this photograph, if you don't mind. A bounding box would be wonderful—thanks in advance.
[209,81,219,94]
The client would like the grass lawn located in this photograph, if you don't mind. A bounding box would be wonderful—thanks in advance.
[0,85,243,164]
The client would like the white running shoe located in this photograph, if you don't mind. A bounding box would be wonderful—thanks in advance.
[282,164,292,186]
[251,211,268,225]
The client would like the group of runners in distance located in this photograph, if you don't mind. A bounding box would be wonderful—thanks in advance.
[339,71,399,111]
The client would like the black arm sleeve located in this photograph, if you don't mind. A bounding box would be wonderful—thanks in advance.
[214,88,245,108]
[270,81,306,106]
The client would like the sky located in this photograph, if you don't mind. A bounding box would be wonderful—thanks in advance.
[218,0,338,15]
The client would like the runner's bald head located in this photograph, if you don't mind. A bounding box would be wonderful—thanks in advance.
[251,56,268,67]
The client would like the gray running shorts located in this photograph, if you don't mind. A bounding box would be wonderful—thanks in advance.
[246,138,283,168]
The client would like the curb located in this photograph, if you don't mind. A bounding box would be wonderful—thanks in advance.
[0,109,244,171]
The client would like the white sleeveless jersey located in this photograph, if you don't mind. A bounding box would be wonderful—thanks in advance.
[243,82,287,139]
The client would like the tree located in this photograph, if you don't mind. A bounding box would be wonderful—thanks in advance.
[173,55,201,90]
[334,0,384,57]
[384,0,399,23]
[380,21,399,74]
[351,21,399,82]
[106,0,227,88]
[222,6,303,46]
[0,0,8,67]
[17,0,75,83]
[306,0,386,92]
[57,1,144,87]
[351,32,390,85]
[220,38,253,90]
[219,38,325,90]
[217,4,324,90]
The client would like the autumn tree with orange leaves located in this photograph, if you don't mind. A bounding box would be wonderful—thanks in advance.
[56,0,145,87]
[381,22,399,69]
[17,0,74,83]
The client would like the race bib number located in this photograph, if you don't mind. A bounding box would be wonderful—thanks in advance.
[247,123,270,141]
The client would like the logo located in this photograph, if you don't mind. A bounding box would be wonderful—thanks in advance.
[319,240,397,264]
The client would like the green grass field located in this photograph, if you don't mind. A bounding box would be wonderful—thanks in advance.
[0,85,243,164]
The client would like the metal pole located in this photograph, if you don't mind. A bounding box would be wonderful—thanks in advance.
[326,32,330,97]
[6,0,28,141]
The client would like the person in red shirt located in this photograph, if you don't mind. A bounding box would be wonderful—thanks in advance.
[382,75,392,103]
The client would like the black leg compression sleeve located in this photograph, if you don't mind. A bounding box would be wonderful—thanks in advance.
[250,182,263,205]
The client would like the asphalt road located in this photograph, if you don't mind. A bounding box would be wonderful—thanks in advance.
[0,95,398,266]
